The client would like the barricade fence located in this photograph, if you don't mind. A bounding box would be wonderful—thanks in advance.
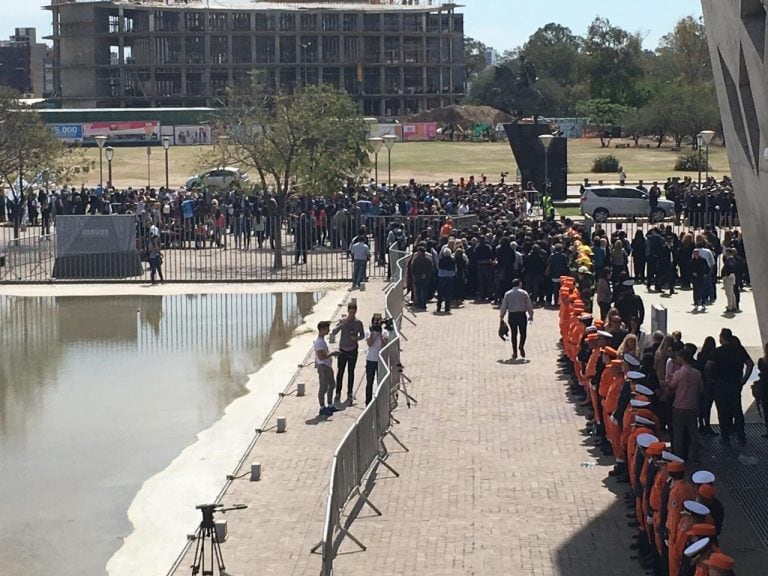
[318,247,408,576]
[0,215,469,283]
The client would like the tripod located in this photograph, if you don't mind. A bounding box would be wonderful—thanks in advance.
[190,503,247,576]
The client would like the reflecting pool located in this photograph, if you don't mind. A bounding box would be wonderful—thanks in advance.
[0,292,321,576]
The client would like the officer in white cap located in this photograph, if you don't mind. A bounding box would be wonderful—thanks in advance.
[670,501,712,576]
[691,470,715,485]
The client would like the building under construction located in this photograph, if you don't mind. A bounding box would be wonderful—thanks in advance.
[47,0,466,115]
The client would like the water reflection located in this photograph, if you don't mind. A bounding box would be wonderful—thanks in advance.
[0,292,322,576]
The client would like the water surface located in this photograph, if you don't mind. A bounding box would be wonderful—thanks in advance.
[0,292,321,576]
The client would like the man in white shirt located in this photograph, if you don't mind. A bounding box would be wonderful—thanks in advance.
[499,279,534,360]
[364,313,390,405]
[314,321,339,416]
[349,234,370,289]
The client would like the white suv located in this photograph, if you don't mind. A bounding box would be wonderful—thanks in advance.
[580,186,675,222]
[185,167,249,190]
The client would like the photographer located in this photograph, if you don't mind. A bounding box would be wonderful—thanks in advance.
[365,313,391,405]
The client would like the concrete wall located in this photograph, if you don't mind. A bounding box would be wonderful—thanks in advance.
[701,0,768,344]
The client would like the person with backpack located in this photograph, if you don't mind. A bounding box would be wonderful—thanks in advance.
[436,245,456,313]
[386,221,408,279]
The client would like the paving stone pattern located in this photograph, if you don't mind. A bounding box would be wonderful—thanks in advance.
[173,295,767,576]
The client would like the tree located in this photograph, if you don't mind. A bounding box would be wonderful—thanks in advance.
[0,88,61,238]
[464,37,491,88]
[581,18,646,107]
[576,98,632,147]
[657,16,712,85]
[521,23,582,86]
[211,84,369,269]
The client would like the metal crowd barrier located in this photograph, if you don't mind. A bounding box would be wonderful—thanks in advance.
[316,247,409,576]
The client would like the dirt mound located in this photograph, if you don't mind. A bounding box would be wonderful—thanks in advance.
[403,105,513,128]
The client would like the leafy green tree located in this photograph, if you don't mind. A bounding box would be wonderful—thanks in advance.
[211,85,369,269]
[657,16,712,85]
[464,37,491,88]
[576,98,632,147]
[581,18,645,107]
[521,23,582,86]
[0,88,61,238]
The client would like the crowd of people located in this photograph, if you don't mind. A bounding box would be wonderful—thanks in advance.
[556,270,763,575]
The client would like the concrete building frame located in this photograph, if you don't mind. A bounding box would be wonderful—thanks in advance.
[46,0,465,115]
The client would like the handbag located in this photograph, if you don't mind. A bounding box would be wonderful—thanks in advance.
[498,320,509,341]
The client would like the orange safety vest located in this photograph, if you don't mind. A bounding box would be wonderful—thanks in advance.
[666,480,698,554]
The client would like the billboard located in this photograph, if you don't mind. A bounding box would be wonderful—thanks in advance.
[174,125,212,146]
[402,123,438,142]
[50,124,83,144]
[55,215,137,257]
[82,121,160,143]
[369,123,403,140]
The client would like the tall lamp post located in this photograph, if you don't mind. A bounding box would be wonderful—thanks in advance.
[300,41,312,89]
[697,130,715,226]
[369,137,384,186]
[382,133,397,188]
[146,144,152,190]
[94,135,108,188]
[162,136,171,191]
[105,146,114,188]
[218,134,229,169]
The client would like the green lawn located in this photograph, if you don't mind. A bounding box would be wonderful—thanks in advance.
[74,138,730,189]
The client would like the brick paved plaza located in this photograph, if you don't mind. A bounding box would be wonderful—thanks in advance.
[159,283,768,576]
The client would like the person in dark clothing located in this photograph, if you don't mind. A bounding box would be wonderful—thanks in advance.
[615,282,645,328]
[756,342,768,437]
[631,230,646,282]
[706,329,754,445]
[474,236,494,301]
[523,245,547,306]
[690,249,710,312]
[697,336,717,436]
[546,244,569,306]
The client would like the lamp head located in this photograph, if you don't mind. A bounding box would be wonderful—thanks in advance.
[105,146,114,161]
[94,135,108,149]
[382,133,397,150]
[162,136,171,150]
[369,137,384,154]
[538,134,555,149]
[698,130,715,146]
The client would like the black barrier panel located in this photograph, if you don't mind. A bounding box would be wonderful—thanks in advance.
[504,122,568,201]
[55,215,137,256]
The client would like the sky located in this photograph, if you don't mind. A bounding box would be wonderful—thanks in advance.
[1,0,703,51]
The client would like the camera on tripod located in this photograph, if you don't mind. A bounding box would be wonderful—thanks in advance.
[191,502,248,576]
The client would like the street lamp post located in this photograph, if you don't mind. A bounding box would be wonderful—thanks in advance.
[218,134,229,169]
[105,146,114,188]
[382,133,397,188]
[369,137,384,186]
[300,41,312,89]
[94,135,108,188]
[538,133,554,201]
[162,136,171,191]
[697,130,715,227]
[146,145,152,190]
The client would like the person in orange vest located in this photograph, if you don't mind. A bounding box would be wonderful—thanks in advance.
[630,440,665,568]
[680,525,717,576]
[704,552,735,575]
[697,483,724,537]
[657,460,686,569]
[645,451,685,574]
[670,500,712,576]
[665,470,698,564]
[439,217,453,239]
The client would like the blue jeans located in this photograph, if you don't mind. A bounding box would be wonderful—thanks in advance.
[353,259,367,287]
[414,279,429,308]
[436,276,454,311]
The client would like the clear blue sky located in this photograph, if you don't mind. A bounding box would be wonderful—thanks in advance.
[2,0,702,51]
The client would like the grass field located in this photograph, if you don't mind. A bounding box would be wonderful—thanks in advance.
[74,138,730,190]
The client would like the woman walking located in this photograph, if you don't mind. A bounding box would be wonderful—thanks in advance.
[148,231,164,285]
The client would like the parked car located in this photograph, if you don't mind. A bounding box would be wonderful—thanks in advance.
[579,186,675,222]
[185,167,248,190]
